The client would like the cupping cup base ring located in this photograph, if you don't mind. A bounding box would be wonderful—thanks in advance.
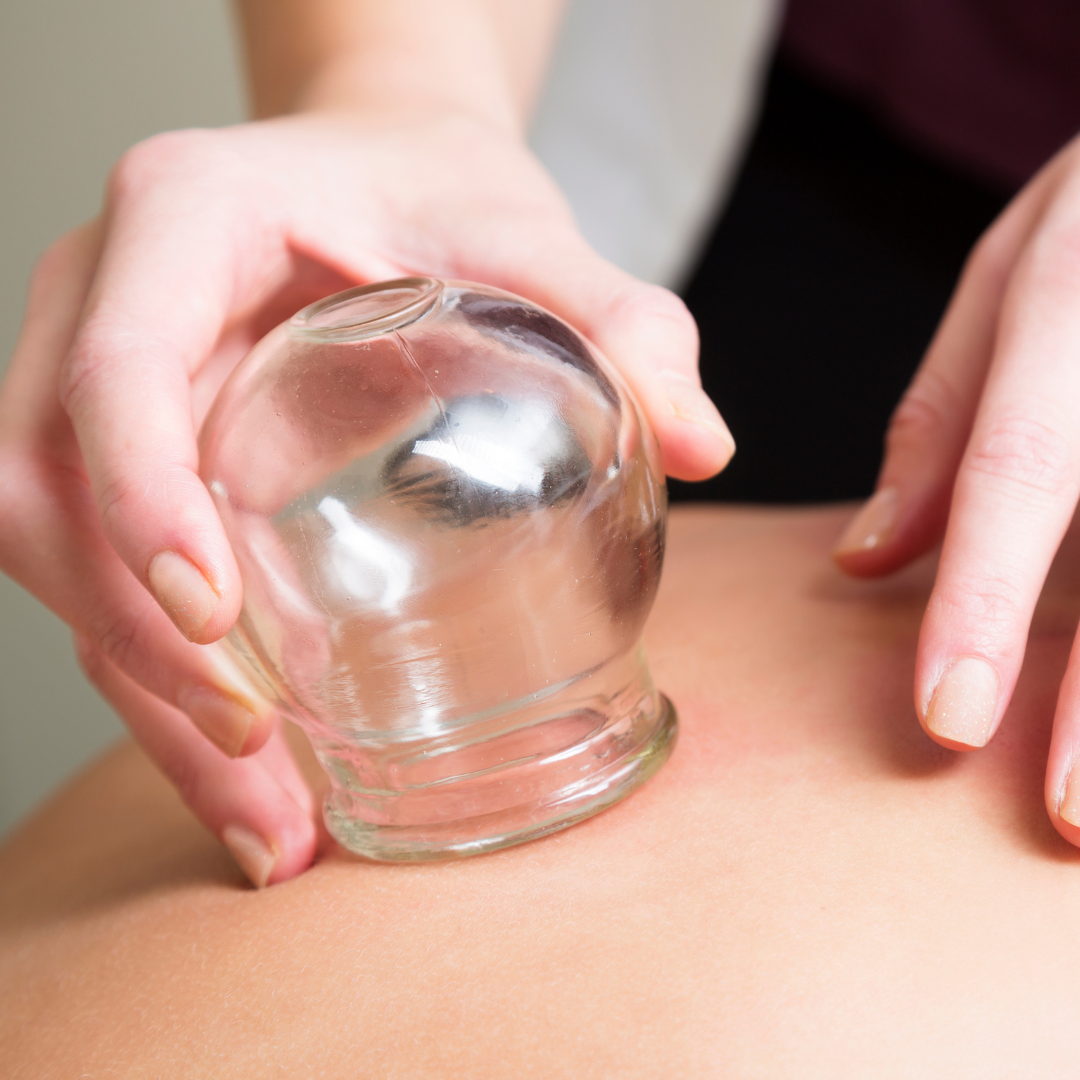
[323,695,677,863]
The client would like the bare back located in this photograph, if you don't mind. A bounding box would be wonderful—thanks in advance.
[3,506,1078,1078]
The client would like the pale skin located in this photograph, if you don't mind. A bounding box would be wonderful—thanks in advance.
[4,506,1080,1077]
[2,0,1080,886]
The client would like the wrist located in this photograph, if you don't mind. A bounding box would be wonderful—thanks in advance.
[293,47,522,139]
[237,1,527,139]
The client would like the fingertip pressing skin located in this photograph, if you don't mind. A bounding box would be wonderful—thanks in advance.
[78,640,318,885]
[222,823,278,888]
[922,656,1001,750]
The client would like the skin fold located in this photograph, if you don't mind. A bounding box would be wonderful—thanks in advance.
[4,505,1079,1078]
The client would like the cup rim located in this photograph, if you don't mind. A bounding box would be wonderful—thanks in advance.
[290,277,444,342]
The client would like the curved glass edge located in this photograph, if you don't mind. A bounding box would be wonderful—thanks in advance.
[290,277,444,342]
[325,695,677,863]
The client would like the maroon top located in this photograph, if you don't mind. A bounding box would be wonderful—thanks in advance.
[781,0,1080,189]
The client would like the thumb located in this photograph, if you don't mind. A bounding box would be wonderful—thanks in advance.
[459,228,735,481]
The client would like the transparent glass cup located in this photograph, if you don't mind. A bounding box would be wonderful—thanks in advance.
[199,278,676,861]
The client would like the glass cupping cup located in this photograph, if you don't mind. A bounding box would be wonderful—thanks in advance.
[199,278,676,860]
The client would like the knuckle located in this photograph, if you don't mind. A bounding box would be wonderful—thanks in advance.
[94,461,195,545]
[107,128,225,203]
[164,754,204,813]
[0,447,21,507]
[617,282,693,325]
[0,450,45,573]
[936,568,1028,646]
[88,603,151,675]
[72,633,108,687]
[966,413,1075,500]
[886,370,959,454]
[966,220,1015,290]
[608,283,699,354]
[94,467,140,540]
[57,306,150,422]
[26,232,82,302]
[1031,220,1080,285]
[1015,231,1080,300]
[57,333,105,418]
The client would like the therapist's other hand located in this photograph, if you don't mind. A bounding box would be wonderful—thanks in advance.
[832,135,1080,846]
[0,110,732,886]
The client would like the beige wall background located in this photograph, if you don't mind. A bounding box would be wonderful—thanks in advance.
[0,0,244,836]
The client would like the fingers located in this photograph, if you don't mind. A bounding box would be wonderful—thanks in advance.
[386,130,736,484]
[485,230,735,481]
[2,443,278,757]
[0,224,102,440]
[909,164,1080,749]
[2,217,306,887]
[834,154,1067,577]
[577,274,736,483]
[57,131,272,645]
[1,220,278,759]
[75,634,318,887]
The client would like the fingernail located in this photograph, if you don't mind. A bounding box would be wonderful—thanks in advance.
[148,550,219,640]
[833,487,900,556]
[924,657,1000,748]
[205,642,275,714]
[1059,768,1080,827]
[177,685,255,757]
[222,824,277,888]
[658,371,736,454]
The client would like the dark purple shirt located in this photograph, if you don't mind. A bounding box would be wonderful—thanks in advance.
[781,0,1080,189]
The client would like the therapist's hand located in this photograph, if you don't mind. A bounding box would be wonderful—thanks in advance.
[0,109,732,887]
[832,134,1080,846]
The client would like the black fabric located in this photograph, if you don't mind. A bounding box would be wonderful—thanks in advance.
[668,56,1011,504]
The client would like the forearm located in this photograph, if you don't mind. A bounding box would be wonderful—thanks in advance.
[233,0,566,133]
